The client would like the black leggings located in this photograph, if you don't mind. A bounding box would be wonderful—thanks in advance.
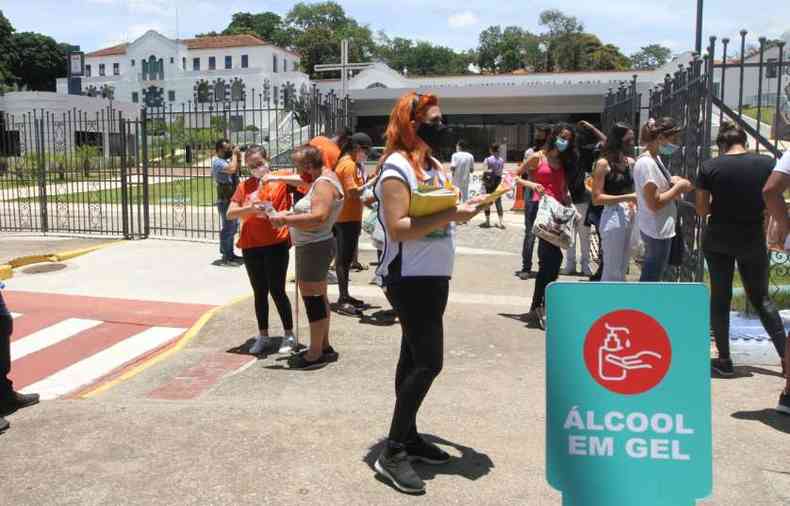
[334,221,361,300]
[386,278,448,444]
[0,291,13,394]
[484,178,504,218]
[705,246,786,360]
[531,238,563,311]
[242,242,293,332]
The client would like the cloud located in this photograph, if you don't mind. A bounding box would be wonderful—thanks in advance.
[128,0,175,17]
[448,11,479,29]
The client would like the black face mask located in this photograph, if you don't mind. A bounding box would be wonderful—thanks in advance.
[417,122,451,152]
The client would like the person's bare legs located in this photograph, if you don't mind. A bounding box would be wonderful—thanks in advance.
[299,280,330,361]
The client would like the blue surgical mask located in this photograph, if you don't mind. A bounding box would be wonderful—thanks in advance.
[555,139,569,152]
[659,143,680,156]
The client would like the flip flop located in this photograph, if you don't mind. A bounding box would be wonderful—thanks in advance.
[331,302,363,317]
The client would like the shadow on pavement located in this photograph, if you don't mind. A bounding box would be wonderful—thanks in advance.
[739,365,785,379]
[731,409,790,434]
[363,434,494,493]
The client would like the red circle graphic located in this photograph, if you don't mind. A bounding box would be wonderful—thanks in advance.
[583,309,672,395]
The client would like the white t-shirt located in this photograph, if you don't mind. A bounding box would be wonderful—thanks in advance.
[773,150,790,176]
[374,152,456,281]
[450,151,474,185]
[634,153,676,239]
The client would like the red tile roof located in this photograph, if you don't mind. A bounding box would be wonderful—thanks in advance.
[86,43,129,57]
[86,34,302,58]
[183,34,266,50]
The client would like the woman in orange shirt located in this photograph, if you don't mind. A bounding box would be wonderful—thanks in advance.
[333,132,373,315]
[227,145,296,355]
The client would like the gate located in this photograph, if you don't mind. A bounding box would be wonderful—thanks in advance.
[603,32,789,286]
[0,86,352,240]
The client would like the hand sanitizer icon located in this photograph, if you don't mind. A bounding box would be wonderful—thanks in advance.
[599,324,630,381]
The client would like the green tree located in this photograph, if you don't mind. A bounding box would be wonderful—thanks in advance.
[0,10,16,84]
[223,12,293,48]
[285,2,376,78]
[476,25,543,73]
[630,44,672,70]
[539,9,584,72]
[10,32,67,91]
[376,34,473,76]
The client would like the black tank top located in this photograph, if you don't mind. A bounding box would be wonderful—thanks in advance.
[603,159,634,196]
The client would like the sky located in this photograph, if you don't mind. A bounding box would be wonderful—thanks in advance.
[1,0,788,58]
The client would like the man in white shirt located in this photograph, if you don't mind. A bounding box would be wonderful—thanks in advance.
[761,148,790,414]
[450,140,475,202]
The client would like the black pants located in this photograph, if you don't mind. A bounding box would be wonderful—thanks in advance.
[705,246,786,360]
[0,291,13,395]
[386,278,448,444]
[334,221,361,300]
[531,238,563,311]
[522,200,538,272]
[242,242,293,332]
[484,177,504,219]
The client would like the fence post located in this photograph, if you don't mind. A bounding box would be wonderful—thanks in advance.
[630,75,639,144]
[141,107,150,238]
[119,113,130,239]
[34,115,48,233]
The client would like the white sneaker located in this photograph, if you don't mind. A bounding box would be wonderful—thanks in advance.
[249,335,272,355]
[279,335,298,354]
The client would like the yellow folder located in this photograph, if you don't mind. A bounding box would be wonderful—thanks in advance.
[409,186,459,218]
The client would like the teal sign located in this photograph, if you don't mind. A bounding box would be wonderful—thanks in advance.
[546,283,711,506]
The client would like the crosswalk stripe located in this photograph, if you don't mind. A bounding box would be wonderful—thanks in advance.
[20,326,185,400]
[10,312,22,319]
[10,318,103,362]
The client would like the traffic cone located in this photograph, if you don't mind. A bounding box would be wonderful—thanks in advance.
[512,185,526,212]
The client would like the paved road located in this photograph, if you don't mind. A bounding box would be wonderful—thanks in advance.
[0,227,788,505]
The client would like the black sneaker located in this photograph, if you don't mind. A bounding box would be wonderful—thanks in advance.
[374,446,425,494]
[211,258,234,267]
[711,358,735,377]
[0,416,8,433]
[229,255,245,266]
[405,437,450,465]
[345,296,368,309]
[323,345,339,363]
[777,391,790,415]
[0,391,39,416]
[287,352,328,370]
[517,270,536,280]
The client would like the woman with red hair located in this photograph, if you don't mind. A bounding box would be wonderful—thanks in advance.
[372,92,483,494]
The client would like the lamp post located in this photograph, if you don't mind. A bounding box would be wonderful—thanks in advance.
[695,0,704,55]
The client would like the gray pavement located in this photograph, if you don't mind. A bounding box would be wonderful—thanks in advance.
[0,234,114,265]
[1,226,789,505]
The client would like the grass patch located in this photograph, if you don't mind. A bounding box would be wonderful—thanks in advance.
[34,177,218,207]
[741,106,776,125]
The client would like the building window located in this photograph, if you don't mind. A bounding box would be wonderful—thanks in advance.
[131,59,135,67]
[241,54,248,68]
[168,90,176,102]
[213,79,226,102]
[767,58,778,79]
[143,86,164,108]
[209,56,216,70]
[85,64,91,77]
[193,58,200,71]
[99,64,105,76]
[113,63,119,75]
[195,80,211,103]
[284,58,288,72]
[230,115,243,132]
[170,57,174,64]
[132,92,139,103]
[230,78,245,102]
[273,54,278,73]
[225,55,232,69]
[182,57,186,70]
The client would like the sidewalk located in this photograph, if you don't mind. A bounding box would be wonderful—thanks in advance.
[1,240,789,505]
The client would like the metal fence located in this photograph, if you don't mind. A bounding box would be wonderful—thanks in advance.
[602,31,789,295]
[0,86,352,240]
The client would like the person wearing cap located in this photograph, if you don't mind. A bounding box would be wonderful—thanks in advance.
[333,132,373,315]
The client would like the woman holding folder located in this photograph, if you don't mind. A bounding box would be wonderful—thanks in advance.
[372,92,483,494]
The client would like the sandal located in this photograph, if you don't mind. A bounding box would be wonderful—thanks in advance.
[331,301,362,317]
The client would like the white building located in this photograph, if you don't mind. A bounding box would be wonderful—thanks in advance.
[57,31,309,110]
